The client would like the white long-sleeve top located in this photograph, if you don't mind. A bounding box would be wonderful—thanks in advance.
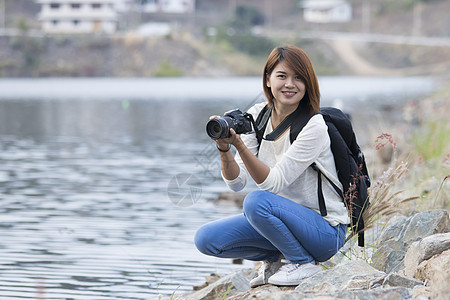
[222,102,350,226]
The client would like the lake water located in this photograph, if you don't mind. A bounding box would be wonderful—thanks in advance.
[0,76,437,299]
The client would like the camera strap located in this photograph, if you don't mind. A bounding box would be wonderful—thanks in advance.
[249,105,271,144]
[257,105,272,134]
[264,110,299,141]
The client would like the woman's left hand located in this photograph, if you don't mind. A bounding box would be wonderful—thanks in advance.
[213,128,240,146]
[209,115,242,149]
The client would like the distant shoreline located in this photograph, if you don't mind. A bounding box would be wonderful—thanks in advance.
[0,76,437,102]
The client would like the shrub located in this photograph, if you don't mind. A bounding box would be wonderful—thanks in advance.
[154,60,183,77]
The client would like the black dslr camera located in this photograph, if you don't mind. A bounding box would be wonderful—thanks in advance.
[206,109,254,139]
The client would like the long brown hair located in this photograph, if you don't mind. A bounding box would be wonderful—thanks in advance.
[262,46,320,114]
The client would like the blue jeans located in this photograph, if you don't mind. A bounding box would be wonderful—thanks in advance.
[195,190,347,264]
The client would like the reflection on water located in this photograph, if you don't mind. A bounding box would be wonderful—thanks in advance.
[0,97,256,299]
[0,77,437,298]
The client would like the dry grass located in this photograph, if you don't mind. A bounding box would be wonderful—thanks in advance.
[343,160,419,247]
[363,161,419,233]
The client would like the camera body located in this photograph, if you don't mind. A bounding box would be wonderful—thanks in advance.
[206,109,253,139]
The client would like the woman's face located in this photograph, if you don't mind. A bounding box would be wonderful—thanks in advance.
[266,60,306,109]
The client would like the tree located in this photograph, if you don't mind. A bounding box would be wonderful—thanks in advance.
[231,5,264,32]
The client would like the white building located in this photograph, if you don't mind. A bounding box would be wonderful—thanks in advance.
[116,0,195,14]
[127,0,195,14]
[300,0,352,23]
[37,0,118,34]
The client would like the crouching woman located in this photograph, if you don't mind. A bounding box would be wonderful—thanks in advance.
[194,45,348,287]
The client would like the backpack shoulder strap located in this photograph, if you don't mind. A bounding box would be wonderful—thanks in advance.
[289,101,315,143]
[321,107,370,187]
[290,107,343,219]
[321,107,359,160]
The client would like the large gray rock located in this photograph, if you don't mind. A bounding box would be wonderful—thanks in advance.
[403,249,450,300]
[227,285,294,300]
[382,273,424,289]
[228,285,413,300]
[403,232,450,278]
[294,259,386,294]
[307,287,412,300]
[415,249,450,291]
[183,268,256,300]
[372,209,449,273]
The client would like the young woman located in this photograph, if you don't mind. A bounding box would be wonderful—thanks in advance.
[194,46,349,287]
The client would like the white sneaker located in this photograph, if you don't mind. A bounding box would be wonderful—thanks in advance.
[249,257,284,288]
[268,261,321,286]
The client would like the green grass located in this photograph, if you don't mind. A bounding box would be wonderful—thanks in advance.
[154,60,183,77]
[408,89,450,211]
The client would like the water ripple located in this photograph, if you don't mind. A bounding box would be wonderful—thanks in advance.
[0,128,246,298]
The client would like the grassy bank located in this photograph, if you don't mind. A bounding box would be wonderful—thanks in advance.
[382,85,449,212]
[342,84,450,259]
[402,86,450,212]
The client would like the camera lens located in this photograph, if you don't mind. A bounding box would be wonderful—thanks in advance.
[209,122,222,136]
[206,118,229,139]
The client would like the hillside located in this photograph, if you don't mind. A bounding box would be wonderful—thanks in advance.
[1,0,449,78]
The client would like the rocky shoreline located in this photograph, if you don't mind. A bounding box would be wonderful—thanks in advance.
[175,209,449,300]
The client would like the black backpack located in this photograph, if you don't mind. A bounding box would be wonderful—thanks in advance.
[253,102,371,247]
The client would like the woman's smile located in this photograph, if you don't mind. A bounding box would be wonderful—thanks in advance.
[282,91,297,97]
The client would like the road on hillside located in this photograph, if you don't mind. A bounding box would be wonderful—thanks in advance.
[298,30,450,47]
[263,29,450,47]
[2,27,450,47]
